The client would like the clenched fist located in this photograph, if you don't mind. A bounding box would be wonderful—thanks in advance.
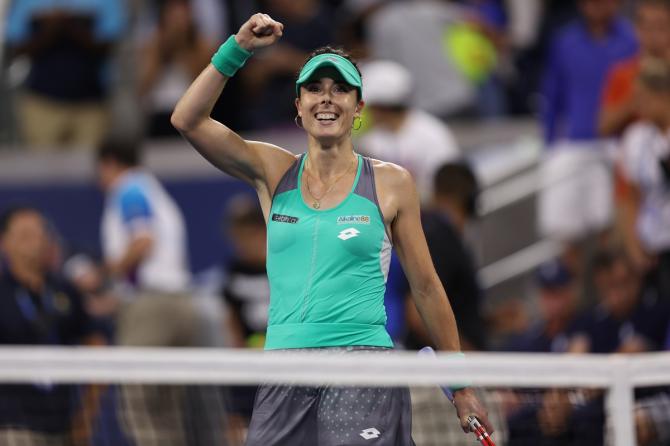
[235,13,284,52]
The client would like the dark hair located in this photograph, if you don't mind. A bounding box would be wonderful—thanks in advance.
[0,205,41,236]
[297,46,362,100]
[96,136,142,167]
[433,162,480,217]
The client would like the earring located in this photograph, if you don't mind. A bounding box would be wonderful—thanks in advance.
[352,116,362,130]
[294,115,303,129]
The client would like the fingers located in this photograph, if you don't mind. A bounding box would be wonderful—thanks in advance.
[460,413,494,435]
[479,414,495,435]
[250,13,283,38]
[460,416,470,433]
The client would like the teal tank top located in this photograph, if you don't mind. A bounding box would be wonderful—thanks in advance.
[265,153,394,349]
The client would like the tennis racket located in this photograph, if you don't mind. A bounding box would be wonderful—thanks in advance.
[418,347,496,446]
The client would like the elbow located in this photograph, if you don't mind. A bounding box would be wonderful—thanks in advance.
[170,102,206,134]
[170,108,191,134]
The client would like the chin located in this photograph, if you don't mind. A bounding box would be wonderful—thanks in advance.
[314,133,347,146]
[309,126,347,141]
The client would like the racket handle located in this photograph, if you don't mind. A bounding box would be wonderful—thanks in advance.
[467,415,496,446]
[418,346,455,401]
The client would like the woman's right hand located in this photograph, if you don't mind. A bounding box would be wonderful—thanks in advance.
[235,13,283,52]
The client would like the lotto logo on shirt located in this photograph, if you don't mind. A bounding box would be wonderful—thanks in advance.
[337,215,370,225]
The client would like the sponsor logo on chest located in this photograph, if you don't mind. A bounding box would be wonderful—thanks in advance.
[271,213,299,224]
[336,215,370,225]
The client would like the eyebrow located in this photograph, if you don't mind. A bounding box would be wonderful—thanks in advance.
[303,80,353,90]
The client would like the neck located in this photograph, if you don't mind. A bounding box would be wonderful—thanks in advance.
[305,140,357,180]
[108,167,133,191]
[10,261,44,292]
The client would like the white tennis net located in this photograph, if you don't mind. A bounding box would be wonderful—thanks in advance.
[1,347,669,446]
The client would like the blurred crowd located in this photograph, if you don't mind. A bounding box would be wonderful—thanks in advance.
[2,0,670,445]
[1,0,610,148]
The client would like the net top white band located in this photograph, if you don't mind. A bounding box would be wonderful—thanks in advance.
[0,347,669,388]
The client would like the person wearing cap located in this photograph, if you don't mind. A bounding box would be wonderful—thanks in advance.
[357,60,460,201]
[171,12,491,445]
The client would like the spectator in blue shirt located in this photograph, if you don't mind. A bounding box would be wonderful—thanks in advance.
[5,0,126,149]
[570,248,670,354]
[541,0,637,143]
[537,0,638,273]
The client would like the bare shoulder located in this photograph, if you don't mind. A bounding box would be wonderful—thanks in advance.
[370,158,415,192]
[369,158,417,224]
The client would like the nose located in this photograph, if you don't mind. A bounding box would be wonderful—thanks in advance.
[320,86,334,104]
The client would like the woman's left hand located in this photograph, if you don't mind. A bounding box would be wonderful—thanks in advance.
[235,13,283,52]
[453,388,494,434]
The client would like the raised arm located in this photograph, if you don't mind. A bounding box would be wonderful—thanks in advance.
[171,14,295,196]
[382,165,492,433]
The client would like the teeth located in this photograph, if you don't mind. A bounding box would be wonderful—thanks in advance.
[316,113,337,120]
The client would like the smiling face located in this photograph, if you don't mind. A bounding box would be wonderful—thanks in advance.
[295,73,364,144]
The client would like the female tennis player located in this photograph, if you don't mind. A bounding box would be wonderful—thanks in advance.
[172,12,492,446]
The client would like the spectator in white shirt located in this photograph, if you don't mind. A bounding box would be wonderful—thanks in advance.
[618,57,670,300]
[356,60,460,201]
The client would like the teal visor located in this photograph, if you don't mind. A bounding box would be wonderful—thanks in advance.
[295,53,362,98]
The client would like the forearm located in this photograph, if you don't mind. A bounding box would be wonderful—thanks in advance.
[405,295,432,346]
[620,192,648,261]
[172,32,256,133]
[412,278,461,351]
[171,65,228,132]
